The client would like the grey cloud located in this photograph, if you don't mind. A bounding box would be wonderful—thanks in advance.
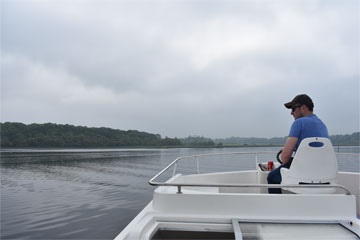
[1,0,359,138]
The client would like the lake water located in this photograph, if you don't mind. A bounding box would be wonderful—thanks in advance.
[1,146,359,239]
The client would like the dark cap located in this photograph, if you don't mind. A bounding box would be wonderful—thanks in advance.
[284,94,314,111]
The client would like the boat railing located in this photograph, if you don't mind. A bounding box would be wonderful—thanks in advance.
[149,151,357,195]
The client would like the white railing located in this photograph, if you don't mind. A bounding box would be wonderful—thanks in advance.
[149,151,356,194]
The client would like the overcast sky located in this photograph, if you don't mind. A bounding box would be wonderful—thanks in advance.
[1,0,359,139]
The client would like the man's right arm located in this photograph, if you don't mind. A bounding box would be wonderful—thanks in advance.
[281,136,298,165]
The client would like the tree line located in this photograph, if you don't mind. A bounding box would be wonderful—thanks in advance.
[0,122,215,148]
[215,132,360,146]
[0,122,358,148]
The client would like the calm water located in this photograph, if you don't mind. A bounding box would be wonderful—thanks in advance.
[1,146,359,239]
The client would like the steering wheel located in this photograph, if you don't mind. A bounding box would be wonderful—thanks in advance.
[276,149,295,165]
[276,149,283,164]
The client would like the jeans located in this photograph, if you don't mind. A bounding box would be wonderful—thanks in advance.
[267,163,291,194]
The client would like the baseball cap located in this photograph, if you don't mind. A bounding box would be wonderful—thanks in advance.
[284,94,314,110]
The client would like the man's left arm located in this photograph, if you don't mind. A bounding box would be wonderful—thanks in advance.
[281,137,298,165]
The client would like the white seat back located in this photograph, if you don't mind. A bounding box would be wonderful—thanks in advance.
[281,137,338,194]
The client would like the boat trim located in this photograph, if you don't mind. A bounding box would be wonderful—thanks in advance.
[151,182,351,195]
[231,219,243,240]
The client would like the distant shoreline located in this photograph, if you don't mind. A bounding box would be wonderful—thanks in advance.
[1,122,359,148]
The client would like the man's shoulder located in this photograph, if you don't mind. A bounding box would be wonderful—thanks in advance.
[291,115,321,128]
[293,116,309,124]
[300,114,319,122]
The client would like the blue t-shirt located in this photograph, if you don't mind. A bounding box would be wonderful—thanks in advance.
[289,114,329,150]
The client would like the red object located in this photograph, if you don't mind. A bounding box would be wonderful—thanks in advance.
[268,161,274,171]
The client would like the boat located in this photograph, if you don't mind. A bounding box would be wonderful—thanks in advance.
[115,138,360,239]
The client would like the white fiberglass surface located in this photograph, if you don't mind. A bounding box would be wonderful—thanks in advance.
[239,222,358,240]
[150,221,359,240]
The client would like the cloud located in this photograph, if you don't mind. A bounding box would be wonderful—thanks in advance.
[1,0,359,138]
[2,54,118,104]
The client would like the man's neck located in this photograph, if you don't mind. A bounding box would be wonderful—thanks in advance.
[303,111,313,117]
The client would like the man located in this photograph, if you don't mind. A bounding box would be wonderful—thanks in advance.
[267,94,329,193]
